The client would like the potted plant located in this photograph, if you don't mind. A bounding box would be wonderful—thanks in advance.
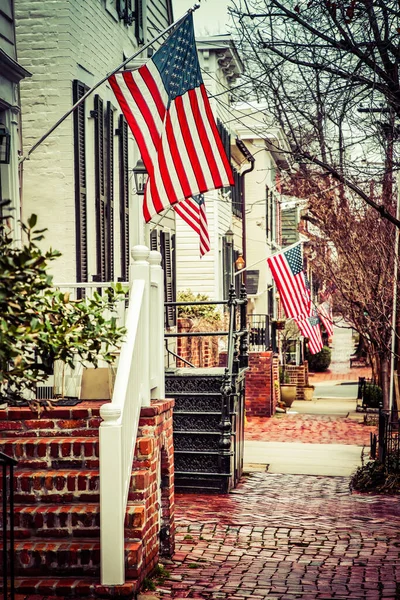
[303,384,315,401]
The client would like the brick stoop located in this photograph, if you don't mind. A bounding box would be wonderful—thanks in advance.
[0,399,175,599]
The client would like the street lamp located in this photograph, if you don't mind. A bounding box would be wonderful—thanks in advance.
[133,158,148,196]
[0,124,11,165]
[235,252,245,272]
[225,228,234,245]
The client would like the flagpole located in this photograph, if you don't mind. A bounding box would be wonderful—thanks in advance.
[19,3,201,164]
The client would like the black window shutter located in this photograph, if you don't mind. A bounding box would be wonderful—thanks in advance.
[94,95,107,282]
[160,231,175,328]
[73,80,89,289]
[266,186,270,238]
[119,115,130,281]
[106,102,114,281]
[135,0,144,43]
[150,229,158,251]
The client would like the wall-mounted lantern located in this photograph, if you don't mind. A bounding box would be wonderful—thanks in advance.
[133,158,148,196]
[0,124,11,165]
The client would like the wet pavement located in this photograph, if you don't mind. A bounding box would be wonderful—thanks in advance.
[152,324,399,600]
[158,474,400,599]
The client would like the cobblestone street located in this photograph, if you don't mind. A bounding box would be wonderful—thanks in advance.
[157,474,400,600]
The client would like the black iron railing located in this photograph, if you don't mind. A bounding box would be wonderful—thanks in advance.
[165,283,249,457]
[248,314,270,351]
[370,408,400,472]
[1,452,17,600]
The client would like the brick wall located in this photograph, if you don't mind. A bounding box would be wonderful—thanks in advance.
[285,364,309,400]
[135,399,175,573]
[176,318,220,368]
[245,351,279,417]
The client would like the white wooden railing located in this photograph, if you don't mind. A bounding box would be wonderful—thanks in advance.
[98,246,164,585]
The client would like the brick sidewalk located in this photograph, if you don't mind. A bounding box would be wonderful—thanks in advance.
[154,473,400,599]
[245,413,376,445]
[309,366,372,382]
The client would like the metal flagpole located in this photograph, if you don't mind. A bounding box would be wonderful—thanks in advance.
[19,3,201,164]
[389,171,400,413]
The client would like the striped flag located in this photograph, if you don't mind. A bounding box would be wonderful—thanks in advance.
[173,194,211,257]
[317,301,334,337]
[267,243,311,320]
[295,313,323,355]
[109,13,234,224]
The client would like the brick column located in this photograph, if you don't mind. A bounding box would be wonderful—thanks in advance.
[245,351,276,417]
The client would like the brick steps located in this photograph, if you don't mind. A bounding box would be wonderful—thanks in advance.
[9,469,100,504]
[10,503,145,540]
[13,576,140,598]
[9,539,142,577]
[1,437,99,469]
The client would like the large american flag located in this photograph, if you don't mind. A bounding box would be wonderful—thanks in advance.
[109,13,234,224]
[267,243,312,320]
[317,301,334,337]
[173,194,210,257]
[295,313,324,355]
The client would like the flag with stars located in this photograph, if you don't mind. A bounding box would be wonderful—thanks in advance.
[295,313,323,355]
[173,193,211,257]
[108,13,234,223]
[267,243,312,320]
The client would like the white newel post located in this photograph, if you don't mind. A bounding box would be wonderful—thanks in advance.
[149,250,165,399]
[99,405,124,585]
[130,245,151,407]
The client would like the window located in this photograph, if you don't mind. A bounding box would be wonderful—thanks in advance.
[116,0,144,41]
[93,96,114,282]
[73,80,89,288]
[118,115,130,282]
[266,186,275,242]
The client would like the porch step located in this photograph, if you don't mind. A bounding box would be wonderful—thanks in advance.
[1,436,99,469]
[9,469,100,504]
[0,401,105,438]
[10,504,145,540]
[9,539,142,577]
[13,575,140,598]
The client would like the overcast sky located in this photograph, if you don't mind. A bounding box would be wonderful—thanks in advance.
[172,0,231,35]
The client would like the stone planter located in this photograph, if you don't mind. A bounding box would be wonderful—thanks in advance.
[280,383,297,408]
[303,385,315,401]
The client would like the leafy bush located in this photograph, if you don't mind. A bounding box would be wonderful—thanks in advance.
[176,289,221,323]
[0,214,126,405]
[305,346,331,372]
[363,383,383,408]
[351,459,400,494]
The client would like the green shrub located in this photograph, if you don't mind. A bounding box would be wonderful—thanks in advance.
[176,289,220,323]
[305,346,331,372]
[363,383,382,408]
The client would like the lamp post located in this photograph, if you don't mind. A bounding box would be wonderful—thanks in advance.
[235,252,245,287]
[225,228,234,290]
[0,124,11,165]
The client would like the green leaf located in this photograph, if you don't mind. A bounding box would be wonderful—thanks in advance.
[27,214,38,229]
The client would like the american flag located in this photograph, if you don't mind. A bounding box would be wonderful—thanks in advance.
[173,194,210,257]
[317,301,334,337]
[295,313,323,355]
[267,243,312,320]
[109,13,234,224]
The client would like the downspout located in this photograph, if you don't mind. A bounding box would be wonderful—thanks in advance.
[235,139,255,286]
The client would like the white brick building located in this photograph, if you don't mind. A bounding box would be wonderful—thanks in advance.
[15,0,174,283]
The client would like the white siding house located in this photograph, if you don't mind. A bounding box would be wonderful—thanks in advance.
[15,0,173,284]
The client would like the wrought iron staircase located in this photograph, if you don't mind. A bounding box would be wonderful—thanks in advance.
[164,285,248,493]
